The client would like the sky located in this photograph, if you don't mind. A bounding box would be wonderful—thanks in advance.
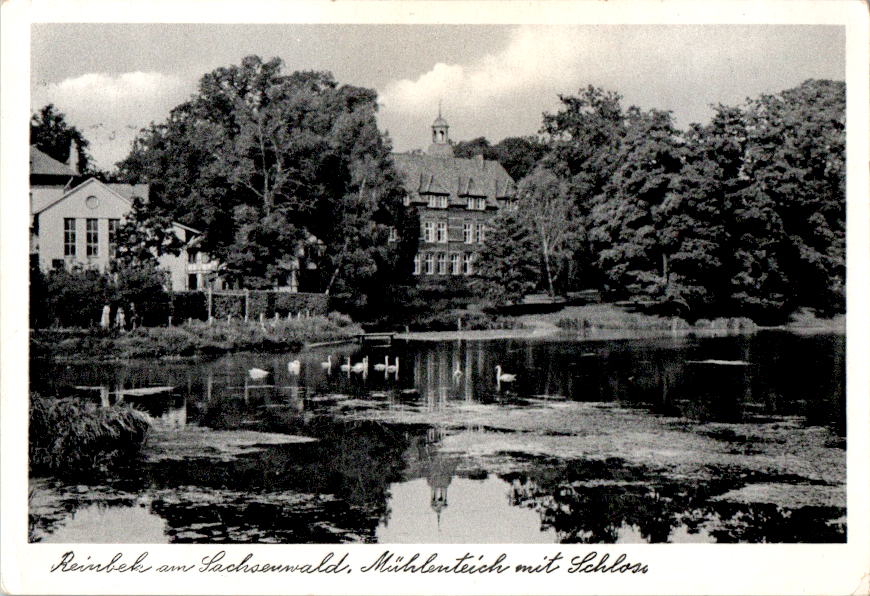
[31,24,845,170]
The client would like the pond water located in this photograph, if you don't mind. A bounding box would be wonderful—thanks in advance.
[29,331,846,544]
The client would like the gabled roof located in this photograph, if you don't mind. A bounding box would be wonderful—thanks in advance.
[32,177,200,236]
[392,153,515,203]
[105,183,149,202]
[30,145,77,177]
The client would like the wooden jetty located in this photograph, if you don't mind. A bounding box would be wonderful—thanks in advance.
[356,332,396,346]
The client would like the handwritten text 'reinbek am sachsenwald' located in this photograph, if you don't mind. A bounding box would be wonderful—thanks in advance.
[49,550,648,576]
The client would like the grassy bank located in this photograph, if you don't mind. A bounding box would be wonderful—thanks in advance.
[30,395,151,477]
[31,313,363,361]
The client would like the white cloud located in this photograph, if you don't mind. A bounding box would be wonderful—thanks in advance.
[381,27,581,114]
[32,72,192,169]
[377,25,844,155]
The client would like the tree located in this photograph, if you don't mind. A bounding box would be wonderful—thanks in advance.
[113,195,184,267]
[452,136,547,181]
[30,104,94,174]
[589,107,684,299]
[493,136,548,181]
[117,56,416,307]
[653,105,744,317]
[540,86,626,202]
[738,79,845,316]
[471,211,540,306]
[515,168,580,297]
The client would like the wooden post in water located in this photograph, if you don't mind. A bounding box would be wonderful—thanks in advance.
[244,289,250,322]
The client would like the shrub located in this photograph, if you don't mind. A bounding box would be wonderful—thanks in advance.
[29,395,151,477]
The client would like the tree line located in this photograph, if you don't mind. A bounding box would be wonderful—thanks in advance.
[32,56,844,324]
[475,81,845,323]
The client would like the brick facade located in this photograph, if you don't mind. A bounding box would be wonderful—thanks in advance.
[392,113,516,279]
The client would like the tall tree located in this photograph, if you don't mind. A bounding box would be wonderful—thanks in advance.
[738,79,845,316]
[471,211,540,306]
[30,104,94,174]
[117,56,416,305]
[516,168,580,297]
[590,107,684,299]
[653,105,745,316]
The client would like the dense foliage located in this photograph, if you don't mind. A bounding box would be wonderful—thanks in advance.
[471,211,541,306]
[116,56,417,317]
[30,395,150,477]
[494,79,845,323]
[30,104,96,175]
[452,135,548,181]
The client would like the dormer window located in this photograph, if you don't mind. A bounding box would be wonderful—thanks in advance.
[466,197,486,210]
[428,195,447,209]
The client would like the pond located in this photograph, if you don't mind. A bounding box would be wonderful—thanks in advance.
[29,330,846,544]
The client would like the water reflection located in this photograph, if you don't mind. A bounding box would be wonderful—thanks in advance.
[29,331,845,543]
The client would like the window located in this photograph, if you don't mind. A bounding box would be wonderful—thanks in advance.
[86,219,99,257]
[437,252,448,274]
[476,223,486,244]
[425,253,435,275]
[188,250,198,264]
[188,274,198,290]
[463,222,473,244]
[108,219,119,258]
[388,226,398,242]
[463,252,474,275]
[423,221,435,243]
[450,253,461,275]
[63,218,76,257]
[466,197,487,210]
[413,254,421,275]
[436,222,448,243]
[428,195,447,209]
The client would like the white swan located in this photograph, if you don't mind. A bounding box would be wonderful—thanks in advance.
[351,357,368,374]
[320,355,332,371]
[248,368,269,380]
[340,357,352,373]
[374,356,389,371]
[495,365,516,390]
[386,357,399,375]
[287,360,301,375]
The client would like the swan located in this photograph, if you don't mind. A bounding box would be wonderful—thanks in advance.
[340,357,351,373]
[287,360,301,375]
[320,355,332,371]
[351,357,368,374]
[386,357,399,374]
[374,356,389,371]
[495,365,516,390]
[248,368,269,380]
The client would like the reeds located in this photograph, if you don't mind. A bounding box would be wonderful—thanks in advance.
[30,314,363,360]
[29,395,151,477]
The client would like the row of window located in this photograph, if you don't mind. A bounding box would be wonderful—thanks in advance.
[426,196,488,210]
[422,222,486,244]
[64,218,119,258]
[413,252,475,276]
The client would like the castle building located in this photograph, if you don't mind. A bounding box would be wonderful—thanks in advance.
[391,112,516,277]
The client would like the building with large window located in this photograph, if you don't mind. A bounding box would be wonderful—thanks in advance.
[391,112,516,279]
[29,146,218,291]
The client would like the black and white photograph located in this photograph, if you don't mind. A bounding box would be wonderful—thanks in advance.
[2,1,868,594]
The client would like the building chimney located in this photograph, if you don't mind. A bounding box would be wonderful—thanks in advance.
[67,139,79,175]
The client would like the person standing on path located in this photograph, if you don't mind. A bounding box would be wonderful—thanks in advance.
[100,304,111,329]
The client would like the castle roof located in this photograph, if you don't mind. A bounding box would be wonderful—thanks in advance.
[392,153,516,206]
